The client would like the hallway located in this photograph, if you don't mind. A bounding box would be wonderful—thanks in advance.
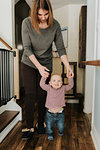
[0,102,95,150]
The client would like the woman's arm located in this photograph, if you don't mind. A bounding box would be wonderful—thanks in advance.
[54,21,74,77]
[22,19,49,78]
[61,55,74,77]
[29,55,49,78]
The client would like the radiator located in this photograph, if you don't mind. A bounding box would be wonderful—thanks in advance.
[0,49,14,106]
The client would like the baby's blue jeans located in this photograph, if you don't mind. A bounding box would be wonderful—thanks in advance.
[46,110,65,139]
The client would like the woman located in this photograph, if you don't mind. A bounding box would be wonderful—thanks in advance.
[21,0,74,139]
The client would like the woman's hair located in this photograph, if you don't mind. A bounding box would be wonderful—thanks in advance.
[30,0,53,33]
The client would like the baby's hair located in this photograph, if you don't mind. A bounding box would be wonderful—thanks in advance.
[51,73,61,77]
[50,73,62,80]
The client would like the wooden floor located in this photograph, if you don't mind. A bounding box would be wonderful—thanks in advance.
[0,101,95,150]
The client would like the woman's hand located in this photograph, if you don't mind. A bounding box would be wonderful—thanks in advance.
[66,65,74,78]
[38,65,50,78]
[60,55,74,78]
[29,54,50,78]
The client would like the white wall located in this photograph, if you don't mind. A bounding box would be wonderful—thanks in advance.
[0,0,15,48]
[94,68,100,135]
[84,0,97,113]
[0,1,21,142]
[91,66,100,150]
[53,4,84,93]
[54,5,82,62]
[0,0,19,99]
[86,0,100,149]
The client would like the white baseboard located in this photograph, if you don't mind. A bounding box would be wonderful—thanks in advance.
[91,124,100,150]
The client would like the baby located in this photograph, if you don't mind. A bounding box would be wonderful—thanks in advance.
[40,74,74,140]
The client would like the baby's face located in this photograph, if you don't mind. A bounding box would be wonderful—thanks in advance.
[49,75,62,89]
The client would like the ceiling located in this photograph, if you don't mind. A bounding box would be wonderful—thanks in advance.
[50,0,87,9]
[25,0,87,9]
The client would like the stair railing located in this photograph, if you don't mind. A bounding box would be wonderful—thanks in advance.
[0,37,12,50]
[0,37,19,101]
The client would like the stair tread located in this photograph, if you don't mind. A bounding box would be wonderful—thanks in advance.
[0,110,20,133]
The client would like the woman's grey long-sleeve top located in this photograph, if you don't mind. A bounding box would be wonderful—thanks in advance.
[21,17,66,71]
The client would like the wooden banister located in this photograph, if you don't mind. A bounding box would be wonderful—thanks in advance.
[0,37,12,50]
[80,60,100,66]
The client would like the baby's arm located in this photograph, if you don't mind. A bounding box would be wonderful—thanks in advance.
[40,76,49,91]
[64,77,74,91]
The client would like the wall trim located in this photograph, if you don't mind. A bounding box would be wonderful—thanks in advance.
[91,124,100,150]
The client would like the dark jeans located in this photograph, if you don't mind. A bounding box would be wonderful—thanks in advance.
[21,63,50,128]
[46,110,65,137]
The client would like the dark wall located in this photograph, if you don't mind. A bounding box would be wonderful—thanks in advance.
[15,0,30,98]
[15,0,30,47]
[78,6,87,68]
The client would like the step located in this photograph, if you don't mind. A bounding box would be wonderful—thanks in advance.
[0,110,20,133]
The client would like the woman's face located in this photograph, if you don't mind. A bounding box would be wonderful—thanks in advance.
[37,8,49,23]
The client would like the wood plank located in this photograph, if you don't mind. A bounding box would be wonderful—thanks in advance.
[55,136,61,150]
[80,60,100,66]
[0,103,95,150]
[35,146,42,150]
[0,122,22,150]
[0,110,19,133]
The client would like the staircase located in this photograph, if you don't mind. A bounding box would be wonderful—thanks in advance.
[0,47,21,143]
[0,99,22,143]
